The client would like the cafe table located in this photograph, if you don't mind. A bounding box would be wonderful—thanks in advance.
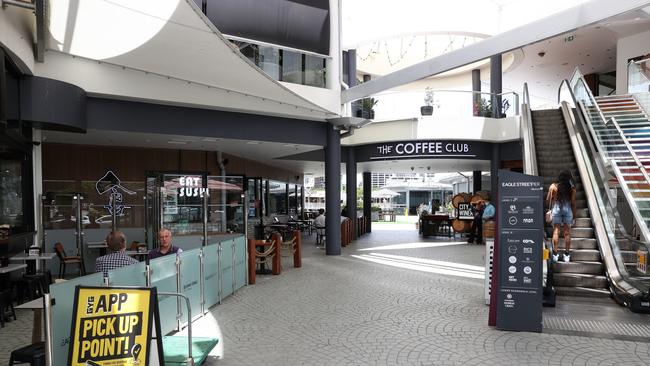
[10,253,57,274]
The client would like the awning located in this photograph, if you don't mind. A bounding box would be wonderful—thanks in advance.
[38,0,337,121]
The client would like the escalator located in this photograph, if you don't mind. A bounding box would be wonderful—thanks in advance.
[521,69,650,312]
[530,108,610,297]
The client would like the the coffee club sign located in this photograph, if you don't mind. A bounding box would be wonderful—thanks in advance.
[178,176,209,198]
[356,140,491,162]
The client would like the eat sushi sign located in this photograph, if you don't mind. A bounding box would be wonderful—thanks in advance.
[179,176,209,198]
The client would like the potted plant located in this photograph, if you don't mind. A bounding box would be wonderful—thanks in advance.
[360,97,378,119]
[421,87,434,116]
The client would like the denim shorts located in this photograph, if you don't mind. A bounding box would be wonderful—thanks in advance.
[551,202,573,225]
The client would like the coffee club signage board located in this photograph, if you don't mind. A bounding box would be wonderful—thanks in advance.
[354,140,492,162]
[496,170,544,333]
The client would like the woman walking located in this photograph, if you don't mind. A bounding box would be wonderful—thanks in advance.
[547,170,577,262]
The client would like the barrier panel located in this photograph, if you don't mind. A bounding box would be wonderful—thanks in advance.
[150,255,180,335]
[46,235,247,365]
[108,261,147,287]
[234,236,247,291]
[50,273,104,366]
[180,248,203,326]
[203,243,220,309]
[220,241,234,299]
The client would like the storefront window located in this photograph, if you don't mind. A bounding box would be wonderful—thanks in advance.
[0,159,23,230]
[268,180,287,215]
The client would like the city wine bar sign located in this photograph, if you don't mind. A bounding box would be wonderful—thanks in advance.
[356,140,492,161]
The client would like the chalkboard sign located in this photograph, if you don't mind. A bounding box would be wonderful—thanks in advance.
[458,203,473,220]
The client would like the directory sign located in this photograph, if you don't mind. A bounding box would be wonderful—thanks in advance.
[496,170,544,332]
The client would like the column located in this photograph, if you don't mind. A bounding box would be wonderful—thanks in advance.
[472,69,481,116]
[490,55,503,118]
[347,49,357,87]
[346,148,357,238]
[325,124,341,255]
[491,145,500,203]
[473,171,482,194]
[363,172,371,233]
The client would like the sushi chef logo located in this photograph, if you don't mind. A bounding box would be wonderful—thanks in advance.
[96,171,136,216]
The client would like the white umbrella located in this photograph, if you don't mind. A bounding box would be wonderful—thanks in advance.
[372,188,400,198]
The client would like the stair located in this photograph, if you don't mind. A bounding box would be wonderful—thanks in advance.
[531,108,610,298]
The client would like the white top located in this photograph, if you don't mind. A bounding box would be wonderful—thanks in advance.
[314,214,326,228]
[16,297,44,310]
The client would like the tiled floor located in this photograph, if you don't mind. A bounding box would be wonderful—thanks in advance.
[181,224,650,366]
[2,223,650,365]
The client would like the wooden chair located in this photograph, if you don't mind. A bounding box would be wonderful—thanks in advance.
[53,243,86,279]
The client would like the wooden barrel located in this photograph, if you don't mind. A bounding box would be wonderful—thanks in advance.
[475,190,490,201]
[483,220,495,239]
[452,218,471,233]
[452,193,470,208]
[470,194,484,204]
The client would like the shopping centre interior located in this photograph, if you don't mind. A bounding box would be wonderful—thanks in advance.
[2,0,650,364]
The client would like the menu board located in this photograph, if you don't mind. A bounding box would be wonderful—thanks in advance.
[496,170,544,332]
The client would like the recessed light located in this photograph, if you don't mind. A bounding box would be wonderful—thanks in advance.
[246,141,261,145]
[201,137,221,142]
[167,141,187,145]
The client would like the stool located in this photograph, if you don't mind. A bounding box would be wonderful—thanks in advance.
[9,342,45,366]
[13,275,45,304]
[0,289,17,327]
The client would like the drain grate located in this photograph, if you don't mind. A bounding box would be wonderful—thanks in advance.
[544,315,650,340]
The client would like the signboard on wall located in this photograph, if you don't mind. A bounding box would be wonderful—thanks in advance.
[68,286,161,366]
[354,140,492,162]
[496,170,544,333]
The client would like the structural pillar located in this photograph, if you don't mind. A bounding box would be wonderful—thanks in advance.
[363,172,372,233]
[346,147,357,238]
[347,49,357,87]
[490,55,503,118]
[472,69,481,116]
[491,145,500,202]
[325,124,341,255]
[473,171,482,194]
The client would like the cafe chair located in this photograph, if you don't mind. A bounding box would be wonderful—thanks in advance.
[0,289,17,328]
[9,341,45,366]
[54,242,86,279]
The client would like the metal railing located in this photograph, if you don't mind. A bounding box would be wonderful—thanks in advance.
[520,82,537,175]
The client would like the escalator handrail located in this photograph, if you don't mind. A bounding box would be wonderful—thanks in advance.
[520,82,537,175]
[559,101,640,297]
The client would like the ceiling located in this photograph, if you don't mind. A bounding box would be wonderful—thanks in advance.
[504,8,650,104]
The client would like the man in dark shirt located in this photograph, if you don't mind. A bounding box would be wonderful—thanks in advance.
[95,231,139,276]
[148,228,182,260]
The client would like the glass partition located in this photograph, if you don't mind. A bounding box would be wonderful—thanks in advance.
[108,261,146,287]
[220,241,234,299]
[50,273,104,366]
[268,180,287,215]
[233,236,247,291]
[161,174,205,250]
[206,176,245,244]
[203,243,220,309]
[150,255,180,335]
[179,249,202,325]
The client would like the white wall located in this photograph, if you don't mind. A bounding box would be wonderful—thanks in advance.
[616,29,650,94]
[0,6,35,73]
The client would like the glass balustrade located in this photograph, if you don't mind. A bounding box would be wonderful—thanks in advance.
[351,89,519,121]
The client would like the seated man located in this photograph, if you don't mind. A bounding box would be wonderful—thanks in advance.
[148,228,183,259]
[95,230,139,277]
